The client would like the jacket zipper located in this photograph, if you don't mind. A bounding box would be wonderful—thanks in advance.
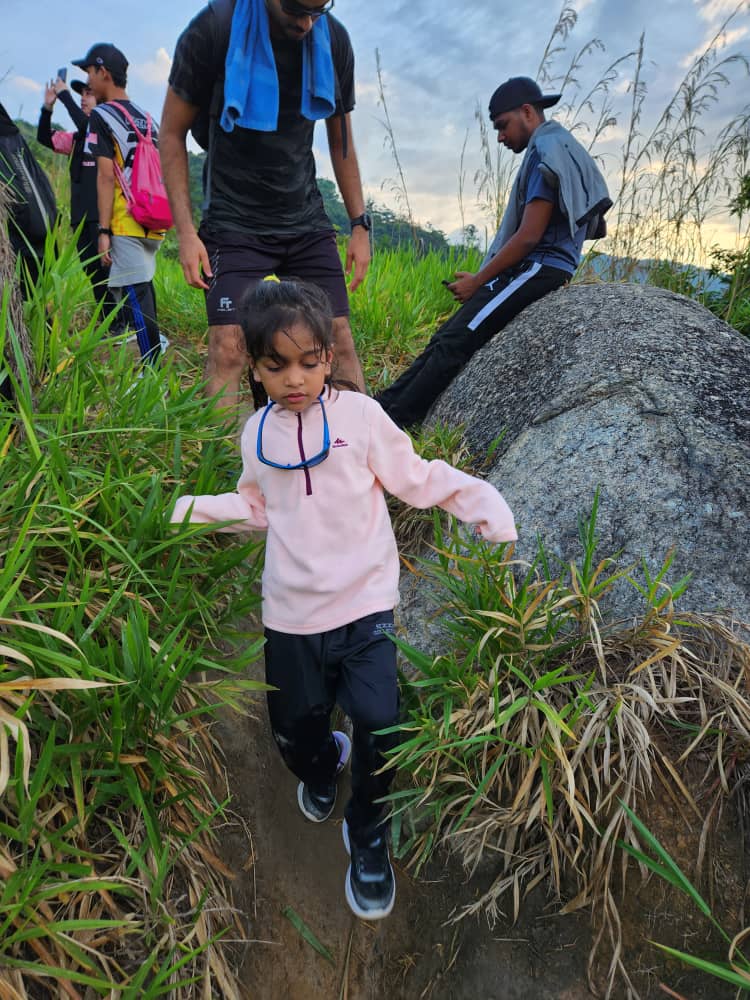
[16,153,53,227]
[297,414,312,496]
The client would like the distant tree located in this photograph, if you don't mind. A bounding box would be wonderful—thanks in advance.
[316,177,349,233]
[706,172,750,337]
[188,152,205,220]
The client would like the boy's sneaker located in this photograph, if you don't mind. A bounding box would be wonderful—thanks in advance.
[124,332,169,355]
[342,819,396,920]
[296,731,351,823]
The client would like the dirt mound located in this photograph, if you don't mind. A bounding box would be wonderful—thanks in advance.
[211,656,744,999]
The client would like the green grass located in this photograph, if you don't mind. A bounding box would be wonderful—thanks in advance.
[2,181,748,998]
[382,500,749,997]
[618,803,750,992]
[151,242,482,392]
[1,229,267,998]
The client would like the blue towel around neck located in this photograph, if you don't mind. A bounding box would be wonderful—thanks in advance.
[221,0,336,134]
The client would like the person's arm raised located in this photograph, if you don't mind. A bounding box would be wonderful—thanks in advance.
[160,87,212,290]
[37,83,56,147]
[56,85,87,132]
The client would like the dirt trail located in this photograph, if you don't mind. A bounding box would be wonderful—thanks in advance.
[208,645,744,1000]
[214,691,595,1000]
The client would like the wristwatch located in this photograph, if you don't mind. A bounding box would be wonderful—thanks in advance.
[98,226,113,236]
[350,213,372,234]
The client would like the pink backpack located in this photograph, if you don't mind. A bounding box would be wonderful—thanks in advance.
[109,101,173,232]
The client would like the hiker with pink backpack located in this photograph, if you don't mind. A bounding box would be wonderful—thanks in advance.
[74,43,172,365]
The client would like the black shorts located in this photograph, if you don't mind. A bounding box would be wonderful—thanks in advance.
[200,227,350,326]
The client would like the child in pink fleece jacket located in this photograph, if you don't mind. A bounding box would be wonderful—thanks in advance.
[172,279,518,922]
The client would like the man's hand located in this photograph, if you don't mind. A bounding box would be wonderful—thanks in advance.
[344,226,370,292]
[446,271,481,304]
[53,77,69,96]
[44,82,57,110]
[178,230,212,290]
[98,233,112,267]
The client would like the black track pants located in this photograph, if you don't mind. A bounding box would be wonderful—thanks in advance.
[264,610,400,845]
[376,261,569,428]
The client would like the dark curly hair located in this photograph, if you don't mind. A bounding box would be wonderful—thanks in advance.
[239,279,357,405]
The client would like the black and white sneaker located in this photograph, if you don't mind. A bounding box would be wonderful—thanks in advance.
[297,730,351,823]
[342,819,396,920]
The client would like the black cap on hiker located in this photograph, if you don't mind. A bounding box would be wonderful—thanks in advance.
[488,77,561,118]
[72,43,128,77]
[70,80,89,95]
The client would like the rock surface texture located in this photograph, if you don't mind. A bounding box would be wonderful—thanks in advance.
[422,282,750,625]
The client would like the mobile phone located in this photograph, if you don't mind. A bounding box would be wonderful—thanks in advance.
[57,67,67,82]
[441,279,452,287]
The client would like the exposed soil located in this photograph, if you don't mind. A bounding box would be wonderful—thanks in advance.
[209,651,747,1000]
[214,695,595,1000]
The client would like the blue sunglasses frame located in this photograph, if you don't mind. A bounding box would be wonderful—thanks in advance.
[256,395,331,470]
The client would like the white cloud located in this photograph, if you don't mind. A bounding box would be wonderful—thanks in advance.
[11,75,42,93]
[130,47,171,86]
[681,24,748,66]
[695,0,744,24]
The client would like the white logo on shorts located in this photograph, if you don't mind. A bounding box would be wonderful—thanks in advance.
[218,296,234,312]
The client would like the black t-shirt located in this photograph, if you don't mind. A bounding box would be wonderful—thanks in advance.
[169,5,355,237]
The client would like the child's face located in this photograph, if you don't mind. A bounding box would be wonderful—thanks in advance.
[251,323,332,411]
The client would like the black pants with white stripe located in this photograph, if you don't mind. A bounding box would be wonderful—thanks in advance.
[376,261,569,428]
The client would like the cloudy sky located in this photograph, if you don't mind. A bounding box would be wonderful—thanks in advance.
[2,0,749,248]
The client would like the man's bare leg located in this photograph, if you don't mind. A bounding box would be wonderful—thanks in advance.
[205,323,249,405]
[332,316,365,392]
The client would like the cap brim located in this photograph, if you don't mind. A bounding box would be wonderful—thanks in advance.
[70,80,86,95]
[71,58,88,69]
[489,91,564,118]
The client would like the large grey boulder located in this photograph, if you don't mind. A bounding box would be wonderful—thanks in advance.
[407,282,750,630]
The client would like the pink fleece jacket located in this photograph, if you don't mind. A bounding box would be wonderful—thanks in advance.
[172,391,517,635]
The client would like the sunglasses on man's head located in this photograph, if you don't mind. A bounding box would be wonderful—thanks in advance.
[280,0,334,19]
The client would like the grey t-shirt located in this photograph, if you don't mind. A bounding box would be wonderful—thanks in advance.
[109,235,159,287]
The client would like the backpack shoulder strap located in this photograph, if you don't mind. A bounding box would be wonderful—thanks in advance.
[107,101,151,142]
[208,0,235,43]
[190,0,234,152]
[327,18,348,158]
[207,0,234,116]
[201,0,235,199]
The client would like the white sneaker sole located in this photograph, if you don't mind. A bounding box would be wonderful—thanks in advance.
[124,333,169,355]
[333,730,351,773]
[342,820,396,921]
[296,731,352,823]
[297,782,335,823]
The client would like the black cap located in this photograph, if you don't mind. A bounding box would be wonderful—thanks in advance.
[489,77,561,119]
[70,80,89,95]
[72,43,128,78]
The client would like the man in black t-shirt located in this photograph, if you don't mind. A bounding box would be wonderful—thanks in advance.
[161,0,370,412]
